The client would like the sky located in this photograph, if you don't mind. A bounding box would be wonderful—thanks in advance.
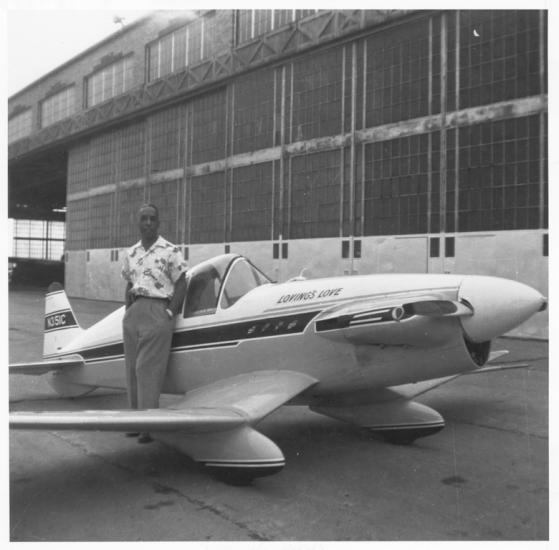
[6,8,152,96]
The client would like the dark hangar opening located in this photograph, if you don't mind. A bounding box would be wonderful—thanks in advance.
[8,147,68,286]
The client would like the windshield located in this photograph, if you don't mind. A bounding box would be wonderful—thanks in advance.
[183,255,235,317]
[220,258,271,309]
[183,255,271,317]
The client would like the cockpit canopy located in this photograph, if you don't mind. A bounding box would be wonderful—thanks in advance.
[183,254,271,318]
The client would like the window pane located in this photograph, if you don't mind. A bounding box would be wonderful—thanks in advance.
[188,19,203,64]
[8,109,33,143]
[41,86,76,127]
[86,57,133,107]
[173,27,187,71]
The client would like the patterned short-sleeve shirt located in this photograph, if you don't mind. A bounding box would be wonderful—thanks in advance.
[121,236,188,299]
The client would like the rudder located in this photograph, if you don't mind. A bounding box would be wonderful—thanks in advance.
[43,282,82,357]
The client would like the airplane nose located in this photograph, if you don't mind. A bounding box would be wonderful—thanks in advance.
[458,276,546,343]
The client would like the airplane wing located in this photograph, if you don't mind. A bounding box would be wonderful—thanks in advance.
[9,357,85,375]
[9,370,318,432]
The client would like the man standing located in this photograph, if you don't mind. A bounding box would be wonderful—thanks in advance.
[121,204,188,443]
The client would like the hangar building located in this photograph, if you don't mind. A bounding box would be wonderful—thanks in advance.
[8,9,548,337]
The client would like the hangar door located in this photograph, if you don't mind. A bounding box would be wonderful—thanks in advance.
[378,236,428,273]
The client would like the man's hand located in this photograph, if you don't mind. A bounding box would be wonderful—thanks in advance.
[167,272,187,316]
[124,282,133,309]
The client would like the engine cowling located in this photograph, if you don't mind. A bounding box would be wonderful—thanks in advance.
[458,276,545,343]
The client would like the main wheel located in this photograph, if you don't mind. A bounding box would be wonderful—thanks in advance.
[369,424,445,445]
[207,468,257,486]
[204,464,284,485]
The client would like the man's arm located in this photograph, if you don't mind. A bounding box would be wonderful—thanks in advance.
[124,282,133,309]
[167,272,187,316]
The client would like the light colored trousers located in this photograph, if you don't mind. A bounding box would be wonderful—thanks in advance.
[122,297,174,409]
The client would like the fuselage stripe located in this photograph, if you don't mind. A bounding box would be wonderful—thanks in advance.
[63,311,320,363]
[44,324,80,334]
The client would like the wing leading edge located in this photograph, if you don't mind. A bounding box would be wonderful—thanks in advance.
[9,357,84,376]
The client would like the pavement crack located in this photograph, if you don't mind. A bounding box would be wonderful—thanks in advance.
[456,420,547,440]
[154,484,269,541]
[48,432,271,541]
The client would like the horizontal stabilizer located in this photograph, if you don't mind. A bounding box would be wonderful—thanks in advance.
[9,358,84,376]
[10,407,244,433]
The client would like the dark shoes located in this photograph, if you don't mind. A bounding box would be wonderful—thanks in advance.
[137,433,153,444]
[124,432,153,443]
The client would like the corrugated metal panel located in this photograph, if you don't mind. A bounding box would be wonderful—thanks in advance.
[191,90,227,164]
[233,69,275,154]
[67,143,90,194]
[149,105,183,173]
[457,115,541,232]
[148,179,182,243]
[115,186,145,248]
[66,198,89,250]
[89,132,116,189]
[89,193,113,248]
[290,150,341,239]
[231,163,273,241]
[365,16,431,126]
[121,122,146,181]
[364,134,430,236]
[458,11,541,109]
[291,47,344,142]
[189,172,226,243]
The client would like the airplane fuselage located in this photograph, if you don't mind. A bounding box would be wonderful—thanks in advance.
[47,265,544,400]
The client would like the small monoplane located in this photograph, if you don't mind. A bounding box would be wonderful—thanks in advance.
[10,254,546,483]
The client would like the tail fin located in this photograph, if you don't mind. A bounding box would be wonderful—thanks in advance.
[43,282,83,357]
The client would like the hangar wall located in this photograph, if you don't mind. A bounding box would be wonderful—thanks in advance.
[10,9,547,338]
